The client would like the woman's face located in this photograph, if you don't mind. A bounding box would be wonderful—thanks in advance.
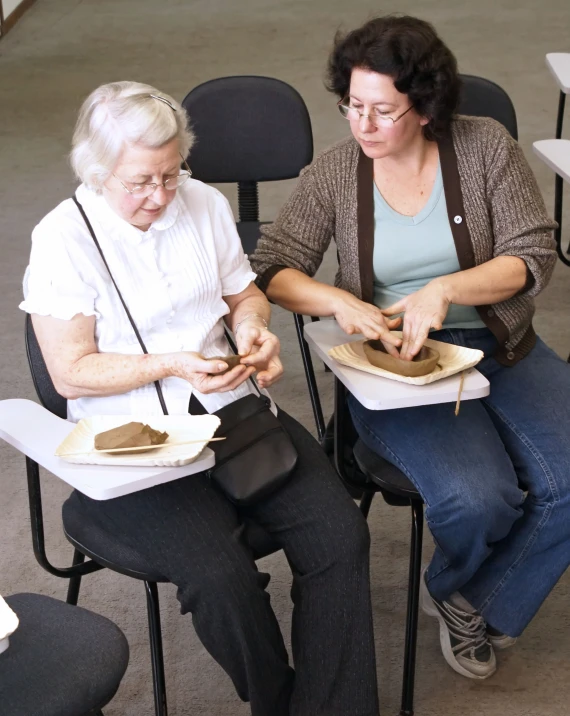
[346,68,428,159]
[103,138,181,230]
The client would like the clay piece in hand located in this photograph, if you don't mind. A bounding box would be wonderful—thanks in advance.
[363,340,440,377]
[94,422,169,450]
[210,355,243,374]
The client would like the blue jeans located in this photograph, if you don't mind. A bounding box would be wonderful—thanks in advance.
[348,328,570,637]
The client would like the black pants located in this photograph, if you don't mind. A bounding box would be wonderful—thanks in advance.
[70,412,379,716]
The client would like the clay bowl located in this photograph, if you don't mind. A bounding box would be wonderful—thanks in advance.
[362,340,440,378]
[211,355,243,374]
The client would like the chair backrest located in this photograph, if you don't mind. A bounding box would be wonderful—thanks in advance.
[458,74,518,139]
[25,313,67,419]
[181,75,313,185]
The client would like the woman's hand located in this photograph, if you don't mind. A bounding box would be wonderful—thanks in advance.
[168,352,256,394]
[381,280,450,360]
[236,322,283,389]
[332,291,403,357]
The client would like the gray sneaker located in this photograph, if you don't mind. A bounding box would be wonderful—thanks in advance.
[487,626,517,651]
[420,569,497,679]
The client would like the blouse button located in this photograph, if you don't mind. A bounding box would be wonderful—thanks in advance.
[507,351,515,361]
[487,309,495,318]
[453,215,463,224]
[169,310,175,317]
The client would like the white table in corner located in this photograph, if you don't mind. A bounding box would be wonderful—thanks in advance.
[0,399,215,500]
[533,139,570,185]
[303,319,490,411]
[546,53,570,96]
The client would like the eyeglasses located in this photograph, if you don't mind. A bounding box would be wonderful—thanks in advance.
[113,157,192,198]
[337,99,413,127]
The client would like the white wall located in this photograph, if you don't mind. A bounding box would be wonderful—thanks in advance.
[3,0,25,19]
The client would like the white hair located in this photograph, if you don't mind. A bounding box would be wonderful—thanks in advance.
[70,81,194,192]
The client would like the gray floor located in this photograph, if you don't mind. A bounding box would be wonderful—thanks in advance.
[1,1,569,714]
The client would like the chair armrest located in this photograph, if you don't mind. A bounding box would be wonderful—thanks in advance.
[0,399,76,470]
[0,400,104,579]
[0,399,215,500]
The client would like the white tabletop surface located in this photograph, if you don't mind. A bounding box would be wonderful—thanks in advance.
[304,319,490,410]
[0,399,215,500]
[533,139,570,184]
[546,53,570,93]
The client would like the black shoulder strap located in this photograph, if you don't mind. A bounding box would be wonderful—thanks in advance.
[72,194,170,415]
[72,194,264,416]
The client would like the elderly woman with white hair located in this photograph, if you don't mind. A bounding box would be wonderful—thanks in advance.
[19,82,380,716]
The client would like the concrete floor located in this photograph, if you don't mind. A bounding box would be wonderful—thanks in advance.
[0,1,569,714]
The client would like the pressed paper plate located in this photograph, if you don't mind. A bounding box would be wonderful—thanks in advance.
[55,414,221,467]
[329,336,483,386]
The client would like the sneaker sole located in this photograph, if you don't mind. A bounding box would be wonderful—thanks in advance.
[420,576,497,680]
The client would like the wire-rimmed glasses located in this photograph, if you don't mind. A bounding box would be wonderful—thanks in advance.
[337,99,413,127]
[113,157,192,198]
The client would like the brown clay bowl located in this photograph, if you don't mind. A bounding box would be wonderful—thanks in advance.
[362,340,440,377]
[211,355,243,374]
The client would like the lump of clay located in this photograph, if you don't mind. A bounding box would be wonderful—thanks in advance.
[211,355,242,374]
[94,422,169,450]
[363,340,440,378]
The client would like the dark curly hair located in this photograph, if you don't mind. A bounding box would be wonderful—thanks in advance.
[326,15,461,141]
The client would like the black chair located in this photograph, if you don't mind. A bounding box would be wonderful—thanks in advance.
[23,313,281,716]
[0,592,129,716]
[181,75,329,439]
[181,74,419,714]
[182,75,313,254]
[458,74,518,139]
[180,74,517,715]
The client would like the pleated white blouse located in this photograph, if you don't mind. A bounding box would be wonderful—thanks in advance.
[20,180,263,422]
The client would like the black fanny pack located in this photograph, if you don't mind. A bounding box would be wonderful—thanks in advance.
[73,194,298,505]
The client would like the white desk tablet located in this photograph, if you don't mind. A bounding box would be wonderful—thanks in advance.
[533,139,570,185]
[546,53,570,94]
[304,320,490,411]
[0,399,215,500]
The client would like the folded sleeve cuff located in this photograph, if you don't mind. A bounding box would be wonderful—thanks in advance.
[19,296,100,320]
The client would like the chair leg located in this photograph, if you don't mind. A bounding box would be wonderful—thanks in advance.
[293,313,326,440]
[145,581,168,716]
[553,89,570,258]
[66,549,85,605]
[359,490,375,519]
[400,500,424,716]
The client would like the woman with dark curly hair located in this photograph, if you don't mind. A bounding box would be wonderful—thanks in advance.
[251,15,570,681]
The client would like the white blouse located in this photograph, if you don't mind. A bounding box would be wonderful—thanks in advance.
[20,180,268,423]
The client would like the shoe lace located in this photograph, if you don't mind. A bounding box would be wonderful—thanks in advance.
[437,601,490,659]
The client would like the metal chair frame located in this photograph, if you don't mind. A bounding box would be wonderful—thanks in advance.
[24,314,282,716]
[332,377,424,716]
[24,314,170,715]
[553,90,569,263]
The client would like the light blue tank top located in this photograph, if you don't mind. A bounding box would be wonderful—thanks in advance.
[372,162,485,329]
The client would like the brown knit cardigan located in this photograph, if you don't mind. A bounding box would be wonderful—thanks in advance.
[250,116,557,365]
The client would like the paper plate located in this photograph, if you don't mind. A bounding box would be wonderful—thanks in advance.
[55,414,221,467]
[329,336,483,386]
